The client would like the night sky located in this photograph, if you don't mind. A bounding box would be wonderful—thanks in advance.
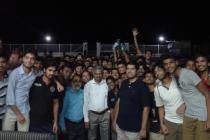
[1,1,210,45]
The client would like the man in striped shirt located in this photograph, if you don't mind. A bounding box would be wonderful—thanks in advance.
[0,54,8,130]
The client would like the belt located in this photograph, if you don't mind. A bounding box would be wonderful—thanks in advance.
[65,118,84,124]
[90,108,109,115]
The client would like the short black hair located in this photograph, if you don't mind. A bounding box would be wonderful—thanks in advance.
[35,56,43,63]
[103,68,111,73]
[117,61,126,66]
[143,70,154,78]
[145,50,153,54]
[75,62,84,68]
[106,76,115,82]
[185,57,195,62]
[64,55,71,58]
[136,56,146,63]
[161,53,177,60]
[184,58,194,66]
[92,58,98,61]
[0,53,8,60]
[23,49,36,58]
[152,62,165,73]
[43,59,58,69]
[126,61,139,69]
[194,53,208,61]
[61,63,74,70]
[138,62,148,70]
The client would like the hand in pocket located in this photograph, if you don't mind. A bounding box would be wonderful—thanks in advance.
[176,103,186,116]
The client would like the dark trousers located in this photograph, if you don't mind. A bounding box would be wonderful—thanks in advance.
[65,118,85,140]
[0,119,2,131]
[29,123,53,133]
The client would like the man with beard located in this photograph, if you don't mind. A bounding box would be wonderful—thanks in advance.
[143,71,164,140]
[60,75,84,140]
[153,64,184,140]
[7,52,21,74]
[113,61,151,140]
[83,65,110,140]
[57,63,74,112]
[195,54,210,91]
[29,60,59,133]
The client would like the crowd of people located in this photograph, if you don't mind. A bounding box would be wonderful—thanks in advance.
[0,28,210,140]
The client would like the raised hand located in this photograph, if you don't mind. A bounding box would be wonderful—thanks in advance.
[132,28,139,36]
[112,42,119,49]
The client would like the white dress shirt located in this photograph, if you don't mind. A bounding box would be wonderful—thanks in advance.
[83,79,108,122]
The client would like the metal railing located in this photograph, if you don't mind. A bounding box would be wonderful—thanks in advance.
[99,43,168,57]
[3,44,84,52]
[3,43,169,57]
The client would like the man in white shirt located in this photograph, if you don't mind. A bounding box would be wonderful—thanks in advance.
[83,65,109,140]
[162,54,210,140]
[153,64,184,140]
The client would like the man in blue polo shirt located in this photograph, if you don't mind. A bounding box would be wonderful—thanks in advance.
[113,61,151,140]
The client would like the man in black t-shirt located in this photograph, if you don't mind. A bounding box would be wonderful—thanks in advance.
[107,76,118,110]
[143,71,164,140]
[29,60,59,133]
[106,76,118,140]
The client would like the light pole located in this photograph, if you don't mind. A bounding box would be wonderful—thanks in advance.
[158,36,165,57]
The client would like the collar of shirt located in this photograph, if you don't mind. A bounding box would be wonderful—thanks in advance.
[38,76,55,87]
[91,79,106,85]
[69,87,83,94]
[18,64,34,76]
[124,78,141,87]
[157,77,177,90]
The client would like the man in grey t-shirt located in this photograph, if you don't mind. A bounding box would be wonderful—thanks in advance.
[162,54,210,140]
